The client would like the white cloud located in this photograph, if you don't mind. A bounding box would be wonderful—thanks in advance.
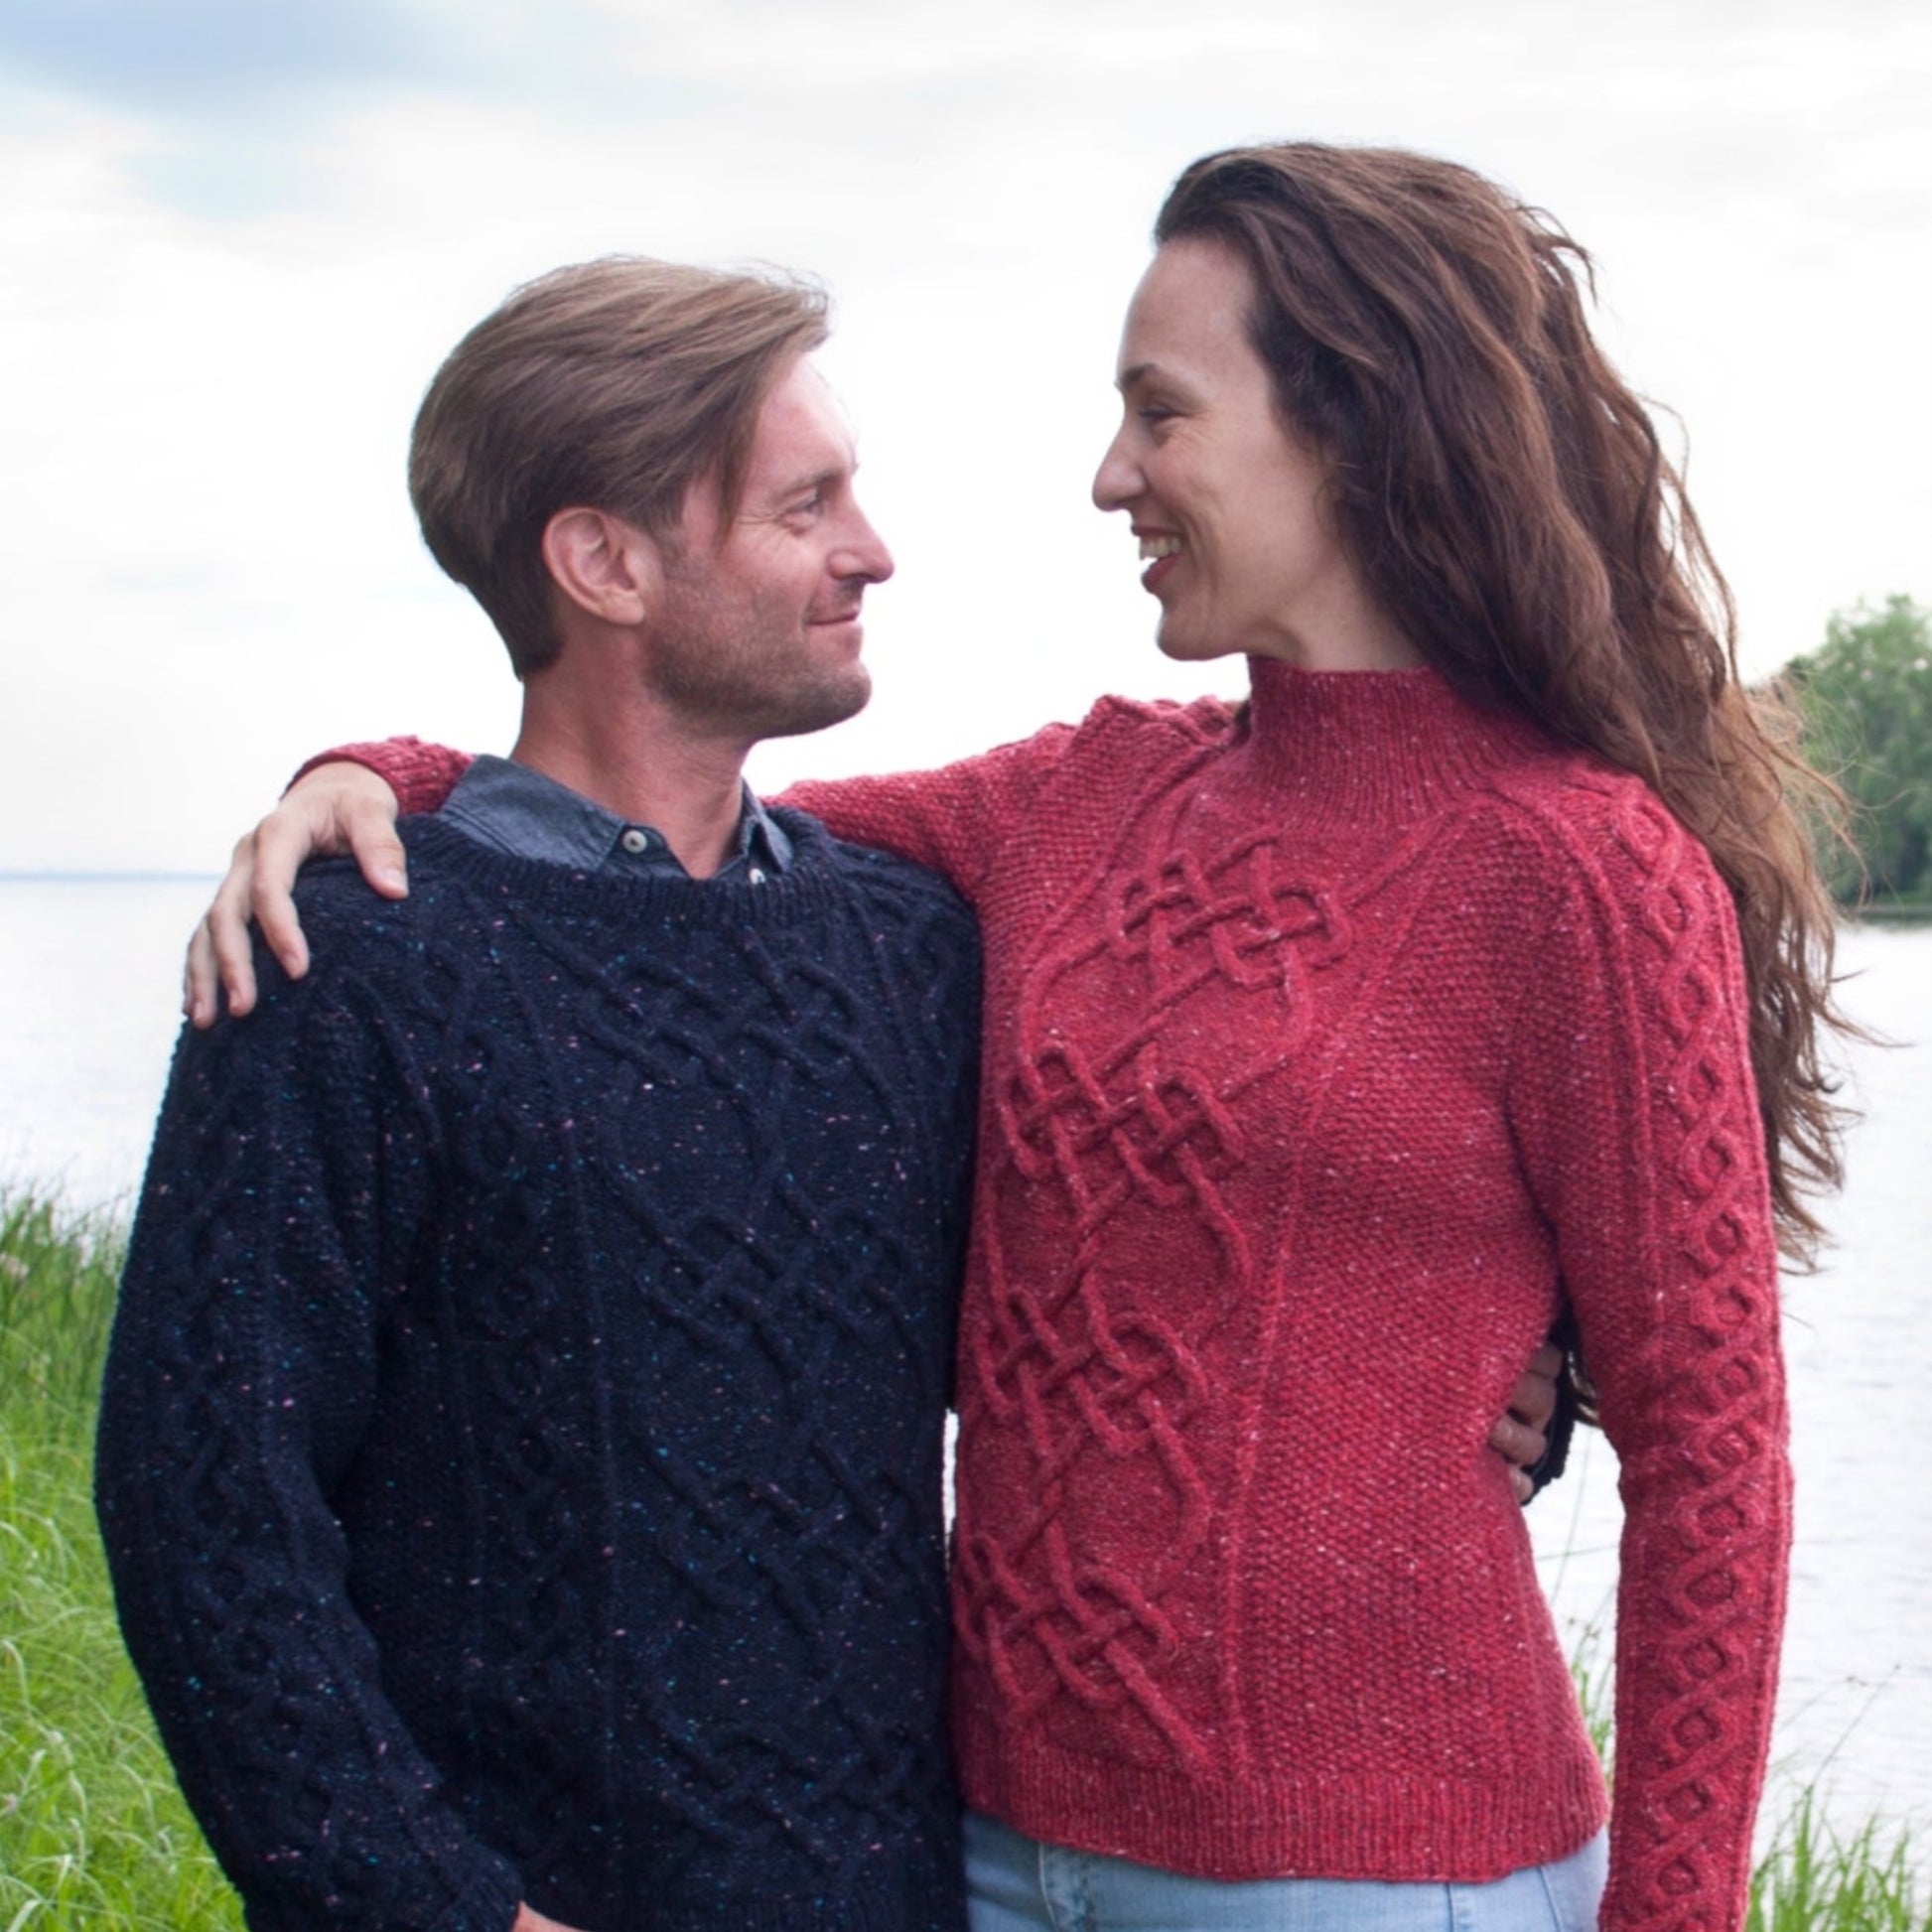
[0,0,1926,869]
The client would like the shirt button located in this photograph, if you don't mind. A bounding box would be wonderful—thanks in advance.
[620,828,651,855]
[748,867,767,886]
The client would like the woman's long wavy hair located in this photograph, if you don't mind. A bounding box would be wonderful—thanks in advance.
[1156,142,1849,1259]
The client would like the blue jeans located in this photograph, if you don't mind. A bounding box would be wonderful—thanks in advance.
[963,1812,1608,1932]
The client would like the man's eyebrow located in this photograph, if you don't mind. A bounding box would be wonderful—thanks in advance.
[778,458,856,496]
[1116,361,1157,392]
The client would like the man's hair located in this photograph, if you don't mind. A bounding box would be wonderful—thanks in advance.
[408,257,830,677]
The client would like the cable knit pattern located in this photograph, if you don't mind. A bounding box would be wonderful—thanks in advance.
[98,811,981,1932]
[333,665,1789,1932]
[787,664,1788,1932]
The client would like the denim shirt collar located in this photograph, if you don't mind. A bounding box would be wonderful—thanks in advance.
[438,754,793,882]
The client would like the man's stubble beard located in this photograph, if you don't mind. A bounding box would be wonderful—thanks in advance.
[649,557,873,743]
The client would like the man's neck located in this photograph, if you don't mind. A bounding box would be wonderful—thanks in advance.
[509,698,754,882]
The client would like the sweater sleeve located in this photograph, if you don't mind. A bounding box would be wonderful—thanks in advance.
[95,938,524,1932]
[1503,784,1790,1932]
[291,735,474,814]
[779,721,1076,900]
[288,727,1077,896]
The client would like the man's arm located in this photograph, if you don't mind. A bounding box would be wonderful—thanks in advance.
[99,933,526,1930]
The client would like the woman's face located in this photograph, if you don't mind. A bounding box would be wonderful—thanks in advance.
[1093,236,1399,669]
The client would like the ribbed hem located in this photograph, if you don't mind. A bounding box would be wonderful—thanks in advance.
[956,1703,1608,1885]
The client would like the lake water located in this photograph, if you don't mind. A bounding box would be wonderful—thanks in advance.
[2,878,1927,1845]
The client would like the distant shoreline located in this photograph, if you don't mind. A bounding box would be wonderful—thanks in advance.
[0,872,221,885]
[1848,900,1932,925]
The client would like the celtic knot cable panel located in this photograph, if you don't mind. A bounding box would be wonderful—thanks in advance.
[957,823,1382,1761]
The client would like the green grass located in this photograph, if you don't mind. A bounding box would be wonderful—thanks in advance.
[0,1191,244,1930]
[2,1183,1926,1928]
[1750,1795,1932,1931]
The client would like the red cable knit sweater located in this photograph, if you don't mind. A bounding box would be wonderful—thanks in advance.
[331,659,1790,1932]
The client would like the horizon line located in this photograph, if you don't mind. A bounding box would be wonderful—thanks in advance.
[0,870,222,884]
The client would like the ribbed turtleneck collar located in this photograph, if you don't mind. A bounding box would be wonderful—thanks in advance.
[1232,656,1553,832]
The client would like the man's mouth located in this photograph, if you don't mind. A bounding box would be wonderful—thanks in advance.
[811,604,866,626]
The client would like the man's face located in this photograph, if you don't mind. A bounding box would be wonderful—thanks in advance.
[648,357,894,741]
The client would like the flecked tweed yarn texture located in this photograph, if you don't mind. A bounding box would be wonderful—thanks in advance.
[97,811,981,1932]
[346,660,1791,1932]
[790,663,1789,1932]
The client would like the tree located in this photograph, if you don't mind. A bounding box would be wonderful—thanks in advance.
[1782,595,1932,903]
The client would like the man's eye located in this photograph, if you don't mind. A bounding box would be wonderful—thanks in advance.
[1138,406,1174,427]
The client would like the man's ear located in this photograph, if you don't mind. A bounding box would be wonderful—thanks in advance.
[541,507,660,626]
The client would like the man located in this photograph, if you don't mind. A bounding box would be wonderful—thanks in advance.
[98,259,983,1931]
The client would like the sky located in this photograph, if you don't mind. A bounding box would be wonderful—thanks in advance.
[1,0,1927,873]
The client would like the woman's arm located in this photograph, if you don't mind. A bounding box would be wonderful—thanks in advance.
[778,720,1075,892]
[186,743,442,1026]
[294,735,477,813]
[1505,784,1790,1932]
[188,723,1080,1025]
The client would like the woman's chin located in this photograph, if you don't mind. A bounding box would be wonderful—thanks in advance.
[1152,617,1238,665]
[1158,641,1243,670]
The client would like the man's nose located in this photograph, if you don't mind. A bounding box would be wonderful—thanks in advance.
[836,505,894,585]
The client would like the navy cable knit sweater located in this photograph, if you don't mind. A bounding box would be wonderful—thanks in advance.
[96,810,981,1932]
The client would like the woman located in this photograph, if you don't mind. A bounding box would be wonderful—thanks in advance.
[196,145,1845,1929]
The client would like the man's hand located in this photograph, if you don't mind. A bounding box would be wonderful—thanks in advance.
[184,760,407,1028]
[1489,1339,1563,1505]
